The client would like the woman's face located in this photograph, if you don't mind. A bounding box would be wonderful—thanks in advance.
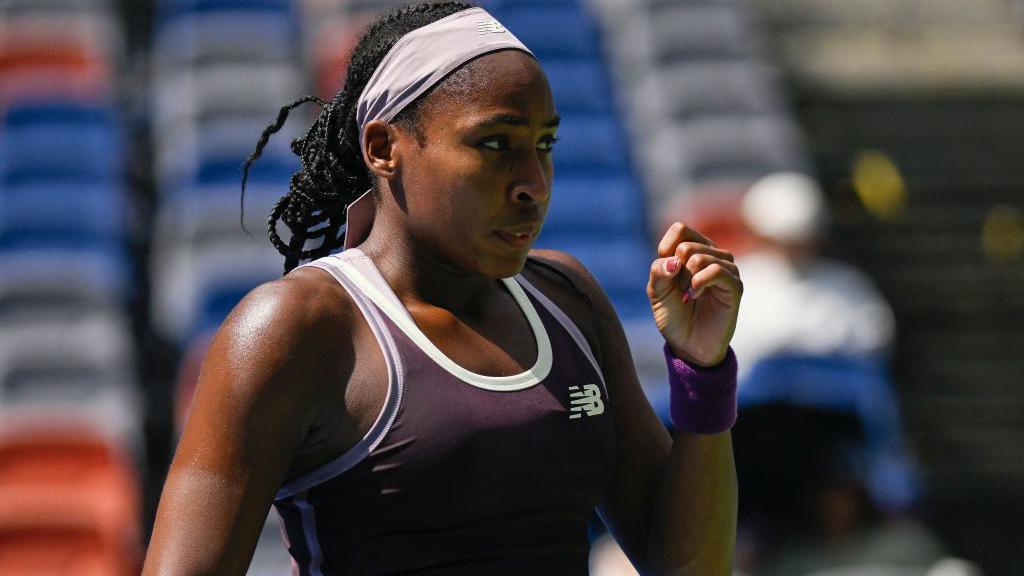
[393,50,559,278]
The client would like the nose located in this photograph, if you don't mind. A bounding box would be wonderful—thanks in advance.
[509,147,551,205]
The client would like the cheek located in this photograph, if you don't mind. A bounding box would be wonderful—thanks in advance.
[404,154,490,237]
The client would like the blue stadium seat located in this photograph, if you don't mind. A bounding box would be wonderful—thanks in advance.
[542,59,614,115]
[156,0,293,19]
[553,114,630,176]
[0,244,132,304]
[490,5,601,60]
[1,126,119,184]
[192,154,295,190]
[2,101,113,128]
[541,175,645,240]
[1,103,121,184]
[0,182,125,242]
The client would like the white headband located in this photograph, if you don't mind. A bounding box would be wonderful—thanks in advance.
[344,6,533,249]
[356,7,533,135]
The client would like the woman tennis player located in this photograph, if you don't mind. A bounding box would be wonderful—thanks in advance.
[142,2,742,574]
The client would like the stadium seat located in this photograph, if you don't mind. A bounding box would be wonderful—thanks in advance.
[633,60,783,124]
[552,114,630,176]
[150,240,282,341]
[646,3,755,64]
[152,63,303,131]
[0,115,121,184]
[0,313,141,448]
[153,12,296,67]
[0,34,110,79]
[155,115,300,193]
[0,182,126,243]
[0,0,114,10]
[193,153,296,192]
[0,507,131,576]
[0,10,123,58]
[541,59,615,115]
[541,175,646,240]
[154,183,281,248]
[0,424,141,576]
[489,5,602,60]
[0,248,131,316]
[653,115,807,187]
[156,0,293,23]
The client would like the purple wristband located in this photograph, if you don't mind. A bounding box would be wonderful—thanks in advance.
[664,344,738,435]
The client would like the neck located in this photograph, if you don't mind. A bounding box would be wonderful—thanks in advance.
[357,206,503,316]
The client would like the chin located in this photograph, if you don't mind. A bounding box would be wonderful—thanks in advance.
[477,250,531,279]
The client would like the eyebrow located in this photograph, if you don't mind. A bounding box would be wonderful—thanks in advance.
[475,113,561,129]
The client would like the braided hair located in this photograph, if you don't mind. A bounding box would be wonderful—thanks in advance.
[242,1,476,273]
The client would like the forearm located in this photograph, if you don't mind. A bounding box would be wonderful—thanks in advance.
[647,429,737,576]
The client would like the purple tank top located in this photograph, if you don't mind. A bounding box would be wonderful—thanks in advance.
[273,249,616,575]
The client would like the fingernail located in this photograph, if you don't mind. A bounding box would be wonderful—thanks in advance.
[666,257,680,273]
[682,287,696,303]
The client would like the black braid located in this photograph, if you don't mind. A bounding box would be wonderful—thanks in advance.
[240,95,326,235]
[241,1,477,273]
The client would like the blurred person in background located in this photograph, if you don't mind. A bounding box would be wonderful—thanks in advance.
[141,2,744,574]
[728,172,975,576]
[730,171,895,375]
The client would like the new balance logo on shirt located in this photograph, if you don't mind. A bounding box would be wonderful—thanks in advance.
[568,384,605,419]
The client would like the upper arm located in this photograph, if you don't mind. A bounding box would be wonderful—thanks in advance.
[142,270,352,576]
[526,249,671,569]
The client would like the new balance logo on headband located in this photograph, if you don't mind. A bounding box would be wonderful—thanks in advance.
[477,19,507,34]
[568,385,605,419]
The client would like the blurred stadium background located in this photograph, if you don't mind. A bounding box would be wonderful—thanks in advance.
[0,0,1022,574]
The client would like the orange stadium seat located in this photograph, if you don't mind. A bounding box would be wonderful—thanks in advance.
[0,41,110,111]
[0,425,142,575]
[0,492,134,576]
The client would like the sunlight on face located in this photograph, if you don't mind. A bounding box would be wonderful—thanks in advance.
[393,50,560,278]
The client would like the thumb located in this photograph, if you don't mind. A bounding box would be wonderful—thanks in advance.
[647,256,695,303]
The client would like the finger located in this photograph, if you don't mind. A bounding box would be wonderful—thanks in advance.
[680,252,739,281]
[689,263,743,302]
[647,255,693,300]
[673,241,735,265]
[657,222,716,258]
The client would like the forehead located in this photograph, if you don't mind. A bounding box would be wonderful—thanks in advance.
[418,50,556,127]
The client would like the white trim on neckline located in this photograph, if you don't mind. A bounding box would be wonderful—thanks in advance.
[333,254,552,392]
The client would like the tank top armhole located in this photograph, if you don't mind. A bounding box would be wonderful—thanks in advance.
[513,274,610,400]
[275,259,405,501]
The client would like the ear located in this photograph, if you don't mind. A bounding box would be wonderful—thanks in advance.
[362,119,402,180]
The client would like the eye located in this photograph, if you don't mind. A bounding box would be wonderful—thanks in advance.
[537,135,560,152]
[480,136,507,151]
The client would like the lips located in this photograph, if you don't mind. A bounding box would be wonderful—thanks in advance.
[495,226,538,248]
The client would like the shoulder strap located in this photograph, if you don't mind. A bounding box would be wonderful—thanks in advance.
[276,256,405,500]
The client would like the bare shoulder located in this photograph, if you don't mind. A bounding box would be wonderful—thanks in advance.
[226,265,355,340]
[203,264,358,409]
[144,265,360,575]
